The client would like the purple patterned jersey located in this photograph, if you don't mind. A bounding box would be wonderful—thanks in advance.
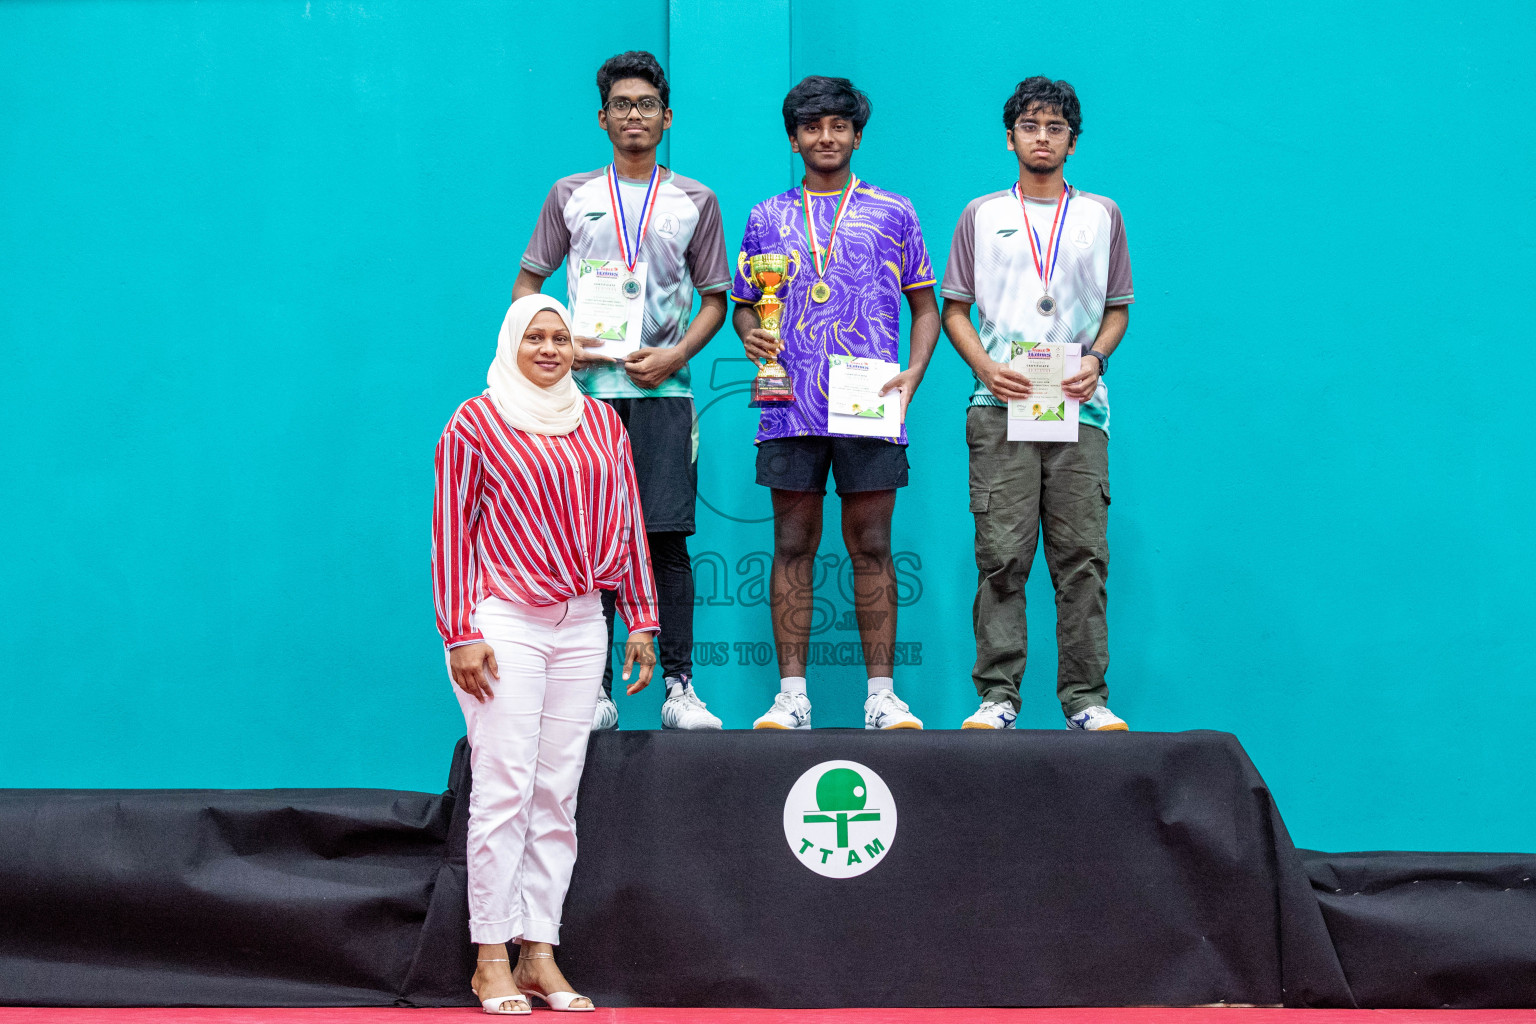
[731,180,935,443]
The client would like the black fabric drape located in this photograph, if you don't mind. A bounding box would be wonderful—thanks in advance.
[1303,850,1536,1007]
[0,786,451,1005]
[2,731,1529,1008]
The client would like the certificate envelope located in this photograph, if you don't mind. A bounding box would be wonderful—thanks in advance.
[827,355,903,439]
[571,259,646,357]
[1007,342,1080,442]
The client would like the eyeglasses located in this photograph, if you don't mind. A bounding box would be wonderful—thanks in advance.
[605,96,664,118]
[1014,121,1072,139]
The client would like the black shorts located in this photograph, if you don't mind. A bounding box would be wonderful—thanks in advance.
[600,397,697,534]
[755,436,909,495]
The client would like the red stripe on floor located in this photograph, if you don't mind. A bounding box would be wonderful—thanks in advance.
[3,1009,1535,1023]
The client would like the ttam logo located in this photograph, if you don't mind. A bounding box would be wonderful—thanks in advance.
[782,760,897,879]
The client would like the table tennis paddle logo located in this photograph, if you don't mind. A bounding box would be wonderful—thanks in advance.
[782,760,897,879]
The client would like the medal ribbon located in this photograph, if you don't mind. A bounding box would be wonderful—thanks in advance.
[1015,182,1071,290]
[607,164,662,273]
[800,174,858,280]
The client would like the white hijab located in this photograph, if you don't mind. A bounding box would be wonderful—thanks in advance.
[486,294,584,436]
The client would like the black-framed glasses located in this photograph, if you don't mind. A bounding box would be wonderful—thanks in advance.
[605,96,664,118]
[1014,121,1071,139]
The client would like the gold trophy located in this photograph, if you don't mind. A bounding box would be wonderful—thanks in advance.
[739,250,800,407]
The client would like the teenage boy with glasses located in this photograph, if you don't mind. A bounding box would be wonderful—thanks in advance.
[514,51,730,731]
[732,76,940,731]
[941,77,1134,732]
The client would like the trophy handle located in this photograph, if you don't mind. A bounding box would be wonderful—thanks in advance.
[785,250,801,282]
[737,250,754,288]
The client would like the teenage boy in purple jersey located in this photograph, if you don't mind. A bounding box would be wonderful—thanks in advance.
[514,51,732,732]
[731,76,940,731]
[942,77,1134,732]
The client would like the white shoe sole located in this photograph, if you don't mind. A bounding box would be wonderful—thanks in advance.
[754,719,810,730]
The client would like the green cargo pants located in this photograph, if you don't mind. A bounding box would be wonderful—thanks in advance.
[966,406,1110,717]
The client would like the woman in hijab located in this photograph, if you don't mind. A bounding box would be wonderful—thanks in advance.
[433,294,659,1014]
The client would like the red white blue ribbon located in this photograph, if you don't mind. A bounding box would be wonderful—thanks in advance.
[607,164,662,273]
[1014,182,1071,288]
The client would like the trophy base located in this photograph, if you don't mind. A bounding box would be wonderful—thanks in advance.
[749,376,797,408]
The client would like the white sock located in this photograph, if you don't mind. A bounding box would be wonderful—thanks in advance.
[665,678,686,699]
[780,676,807,695]
[868,676,894,696]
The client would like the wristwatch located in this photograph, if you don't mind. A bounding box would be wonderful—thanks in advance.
[1086,348,1109,375]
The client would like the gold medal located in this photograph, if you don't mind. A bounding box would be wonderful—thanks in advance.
[801,176,855,311]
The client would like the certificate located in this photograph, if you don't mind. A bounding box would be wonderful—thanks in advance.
[1006,341,1080,442]
[827,355,903,439]
[571,259,646,358]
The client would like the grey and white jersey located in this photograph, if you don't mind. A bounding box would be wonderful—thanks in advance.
[522,167,731,399]
[943,186,1132,433]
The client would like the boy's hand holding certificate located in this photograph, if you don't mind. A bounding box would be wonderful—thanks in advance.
[827,354,903,439]
[1006,341,1080,442]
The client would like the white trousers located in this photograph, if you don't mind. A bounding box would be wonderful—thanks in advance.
[451,593,607,946]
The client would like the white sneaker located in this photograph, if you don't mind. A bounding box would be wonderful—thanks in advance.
[660,679,723,730]
[961,700,1017,729]
[591,693,619,731]
[864,689,923,730]
[1066,705,1128,731]
[753,691,812,730]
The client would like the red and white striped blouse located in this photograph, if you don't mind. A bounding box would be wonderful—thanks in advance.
[433,394,660,648]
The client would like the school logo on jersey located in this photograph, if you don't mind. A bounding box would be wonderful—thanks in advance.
[654,212,681,239]
[1072,224,1094,248]
[782,760,897,879]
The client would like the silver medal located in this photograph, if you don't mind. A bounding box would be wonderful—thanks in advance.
[622,275,642,300]
[1036,293,1056,317]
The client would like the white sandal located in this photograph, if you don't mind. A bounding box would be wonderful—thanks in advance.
[522,987,594,1012]
[477,994,531,1016]
[518,951,595,1012]
[473,958,531,1015]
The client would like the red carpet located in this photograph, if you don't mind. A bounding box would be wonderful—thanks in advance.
[2,1010,1534,1023]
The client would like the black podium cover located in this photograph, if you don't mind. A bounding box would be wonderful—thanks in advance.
[546,729,1348,1008]
[2,729,1531,1008]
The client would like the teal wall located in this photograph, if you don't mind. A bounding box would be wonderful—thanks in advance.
[2,1,1532,853]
